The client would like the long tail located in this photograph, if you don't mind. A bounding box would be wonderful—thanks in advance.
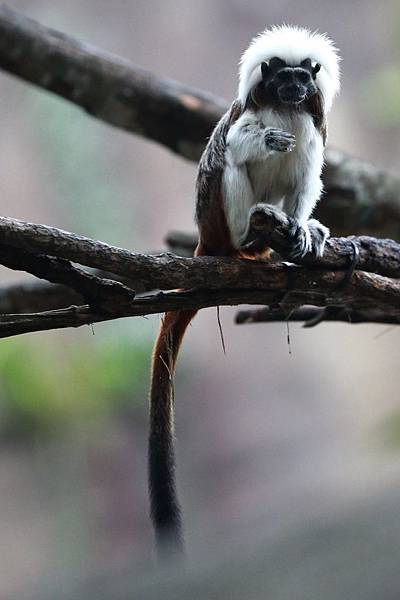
[148,308,197,557]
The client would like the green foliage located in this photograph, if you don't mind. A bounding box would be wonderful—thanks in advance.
[376,410,400,451]
[363,65,400,125]
[0,331,152,441]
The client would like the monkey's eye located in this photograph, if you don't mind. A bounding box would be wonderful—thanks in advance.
[276,70,291,82]
[297,71,311,84]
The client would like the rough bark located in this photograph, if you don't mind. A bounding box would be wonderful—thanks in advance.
[0,217,399,290]
[241,205,400,278]
[0,243,135,313]
[1,268,399,339]
[0,216,398,337]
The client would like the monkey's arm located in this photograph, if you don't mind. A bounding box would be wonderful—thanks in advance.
[226,111,296,165]
[222,111,297,248]
[281,133,328,257]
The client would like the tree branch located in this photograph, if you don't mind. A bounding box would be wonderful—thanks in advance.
[0,268,399,338]
[235,305,400,327]
[0,280,83,314]
[0,214,396,337]
[0,216,399,291]
[165,231,198,257]
[0,214,396,335]
[0,243,135,313]
[0,5,399,239]
[0,4,224,162]
[241,205,400,278]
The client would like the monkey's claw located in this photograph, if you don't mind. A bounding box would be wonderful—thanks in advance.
[265,128,296,153]
[286,218,312,258]
[308,218,330,257]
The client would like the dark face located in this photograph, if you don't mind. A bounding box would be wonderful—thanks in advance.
[261,57,320,106]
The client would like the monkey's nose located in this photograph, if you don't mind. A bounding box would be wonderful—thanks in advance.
[287,83,302,95]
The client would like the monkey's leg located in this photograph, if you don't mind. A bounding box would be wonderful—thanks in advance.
[283,180,325,258]
[239,203,288,256]
[239,204,331,260]
[282,155,327,258]
[222,164,255,248]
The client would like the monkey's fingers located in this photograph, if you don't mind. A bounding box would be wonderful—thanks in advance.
[265,128,296,153]
[307,218,330,257]
[286,219,312,258]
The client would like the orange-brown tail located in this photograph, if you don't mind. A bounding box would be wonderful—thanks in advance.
[148,308,197,557]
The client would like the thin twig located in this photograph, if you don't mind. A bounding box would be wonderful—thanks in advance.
[235,306,400,327]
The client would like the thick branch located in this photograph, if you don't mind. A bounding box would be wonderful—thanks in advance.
[0,215,396,335]
[241,205,400,278]
[0,244,135,313]
[0,6,399,238]
[319,149,400,239]
[0,4,224,162]
[0,268,399,338]
[0,217,398,288]
[168,223,400,279]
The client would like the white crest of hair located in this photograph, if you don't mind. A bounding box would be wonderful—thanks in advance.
[238,25,340,112]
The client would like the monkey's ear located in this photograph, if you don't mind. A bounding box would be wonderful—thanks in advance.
[251,83,266,107]
[261,61,270,80]
[269,56,286,70]
[300,58,312,70]
[312,63,321,79]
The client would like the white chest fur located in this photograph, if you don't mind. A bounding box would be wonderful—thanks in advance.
[248,108,322,204]
[222,106,324,247]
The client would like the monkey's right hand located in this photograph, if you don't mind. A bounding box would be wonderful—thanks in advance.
[264,128,296,153]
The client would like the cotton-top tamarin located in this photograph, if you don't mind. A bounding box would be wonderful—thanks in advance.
[148,25,340,557]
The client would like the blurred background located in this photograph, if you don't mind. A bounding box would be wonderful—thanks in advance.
[0,1,399,598]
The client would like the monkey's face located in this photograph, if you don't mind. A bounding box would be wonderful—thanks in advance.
[261,57,320,106]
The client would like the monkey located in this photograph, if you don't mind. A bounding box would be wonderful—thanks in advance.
[148,25,340,557]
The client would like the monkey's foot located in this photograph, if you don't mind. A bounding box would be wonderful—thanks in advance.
[307,218,330,257]
[264,128,296,153]
[286,218,312,258]
[240,204,288,254]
